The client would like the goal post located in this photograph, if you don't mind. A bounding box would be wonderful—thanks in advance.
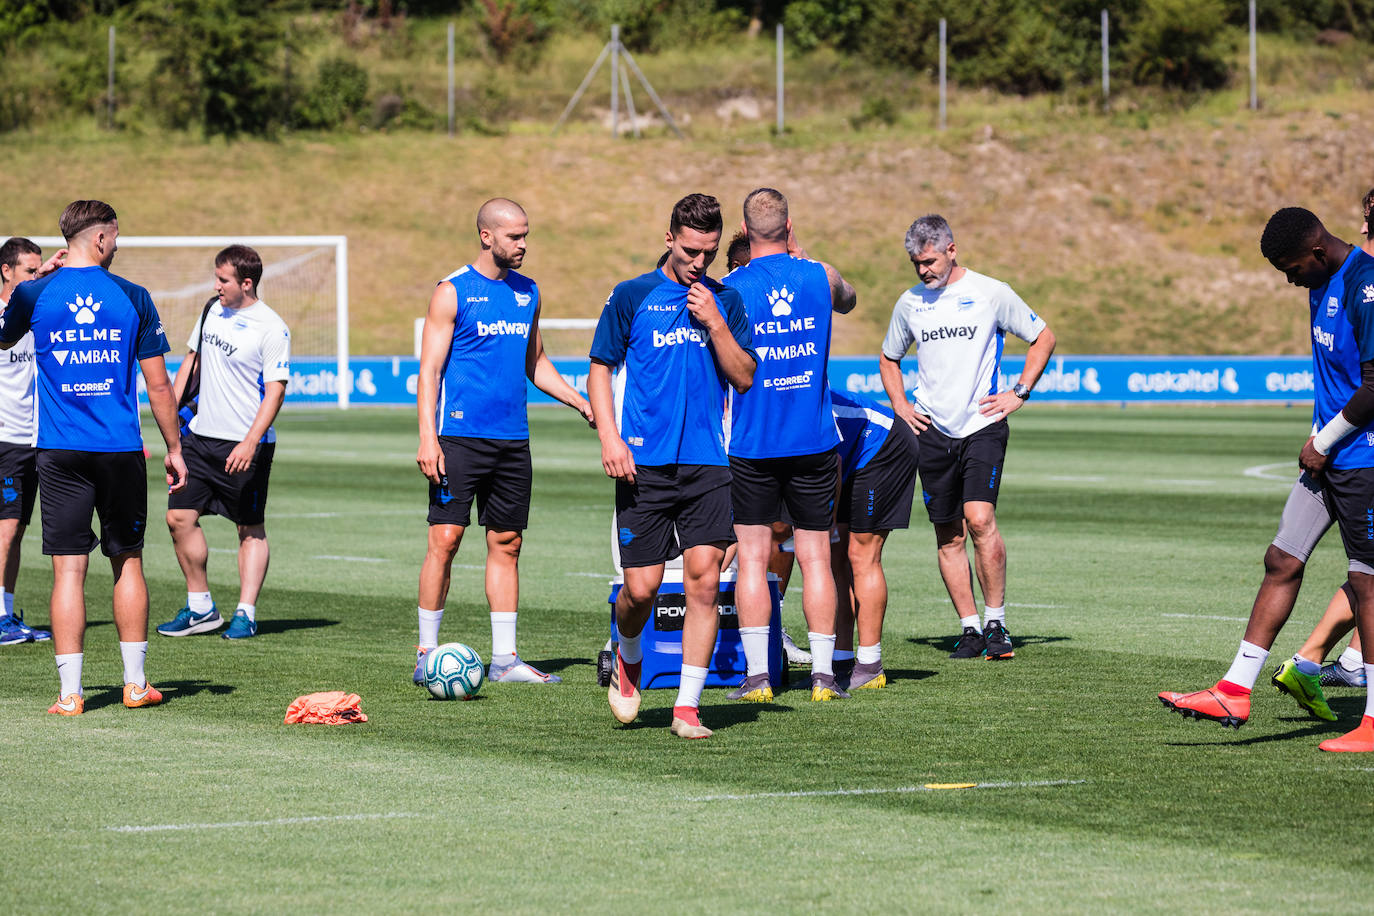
[20,235,350,408]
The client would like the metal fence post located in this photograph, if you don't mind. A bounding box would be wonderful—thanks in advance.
[776,23,784,135]
[1101,9,1109,101]
[1249,0,1258,110]
[447,22,455,136]
[938,18,947,130]
[107,25,115,129]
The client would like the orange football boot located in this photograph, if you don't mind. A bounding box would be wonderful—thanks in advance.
[1319,715,1374,752]
[123,682,164,708]
[48,694,84,716]
[1157,683,1250,728]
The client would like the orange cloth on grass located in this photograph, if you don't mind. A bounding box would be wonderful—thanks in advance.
[284,691,368,724]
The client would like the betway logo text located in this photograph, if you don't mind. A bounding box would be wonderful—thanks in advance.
[921,325,975,343]
[202,332,238,358]
[1313,324,1335,351]
[652,327,704,348]
[476,320,531,337]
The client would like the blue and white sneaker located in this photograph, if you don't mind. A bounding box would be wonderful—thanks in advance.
[488,657,562,684]
[221,610,257,639]
[413,646,432,685]
[0,614,33,645]
[157,605,222,637]
[12,610,51,641]
[1320,662,1368,688]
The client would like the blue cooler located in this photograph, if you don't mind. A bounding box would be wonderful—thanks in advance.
[607,570,784,689]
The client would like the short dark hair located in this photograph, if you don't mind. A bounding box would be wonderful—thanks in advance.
[0,237,41,273]
[58,199,117,242]
[215,244,263,290]
[669,193,722,237]
[726,231,751,271]
[1260,207,1323,263]
[1363,188,1374,240]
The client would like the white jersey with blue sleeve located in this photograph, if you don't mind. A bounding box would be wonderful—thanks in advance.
[1311,248,1374,470]
[724,253,839,458]
[0,265,168,452]
[589,269,754,467]
[437,265,538,441]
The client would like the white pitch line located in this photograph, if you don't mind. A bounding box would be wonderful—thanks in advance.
[312,554,388,564]
[108,812,415,834]
[1146,478,1214,486]
[1046,475,1105,482]
[1162,613,1250,622]
[1243,462,1296,483]
[687,779,1084,802]
[567,571,610,578]
[271,509,424,520]
[1008,602,1065,609]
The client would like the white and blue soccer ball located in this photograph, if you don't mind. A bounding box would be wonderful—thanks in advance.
[423,642,485,700]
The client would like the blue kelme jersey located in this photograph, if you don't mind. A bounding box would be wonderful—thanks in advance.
[437,266,538,440]
[1311,248,1374,470]
[724,253,839,458]
[0,266,168,452]
[830,388,893,483]
[590,269,754,467]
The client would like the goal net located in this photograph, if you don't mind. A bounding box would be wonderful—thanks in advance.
[19,235,350,407]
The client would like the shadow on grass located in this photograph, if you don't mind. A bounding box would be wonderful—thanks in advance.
[255,618,341,636]
[618,698,790,733]
[906,633,1072,654]
[511,656,582,676]
[83,678,236,712]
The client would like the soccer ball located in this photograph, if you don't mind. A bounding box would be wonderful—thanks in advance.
[422,642,485,700]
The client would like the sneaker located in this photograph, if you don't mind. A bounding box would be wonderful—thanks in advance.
[1321,662,1368,688]
[47,693,83,716]
[11,610,50,642]
[669,706,713,739]
[0,614,32,645]
[1319,715,1374,752]
[781,627,812,666]
[608,650,641,724]
[849,660,887,690]
[810,673,850,701]
[156,605,222,637]
[949,626,986,659]
[413,646,432,685]
[1157,684,1250,728]
[489,657,562,684]
[983,620,1015,660]
[1271,660,1336,721]
[123,681,163,708]
[221,610,257,640]
[726,672,774,702]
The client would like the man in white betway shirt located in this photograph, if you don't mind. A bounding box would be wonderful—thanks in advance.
[158,245,290,640]
[880,214,1056,661]
[0,237,64,646]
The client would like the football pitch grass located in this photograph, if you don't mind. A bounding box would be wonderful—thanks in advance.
[3,405,1372,913]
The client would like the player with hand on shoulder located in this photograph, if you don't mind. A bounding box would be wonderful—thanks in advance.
[414,198,592,687]
[590,193,756,739]
[0,200,186,715]
[156,246,289,641]
[880,214,1055,661]
[0,237,64,646]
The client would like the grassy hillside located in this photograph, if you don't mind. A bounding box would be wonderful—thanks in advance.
[1,32,1371,356]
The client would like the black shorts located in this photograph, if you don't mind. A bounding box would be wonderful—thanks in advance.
[1322,466,1374,568]
[37,449,147,557]
[0,442,37,526]
[428,436,531,531]
[839,421,918,533]
[167,431,275,526]
[615,464,734,568]
[916,420,1009,525]
[729,450,839,530]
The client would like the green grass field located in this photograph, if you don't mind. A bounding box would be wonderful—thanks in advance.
[2,405,1371,913]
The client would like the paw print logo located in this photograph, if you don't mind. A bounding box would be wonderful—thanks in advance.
[68,295,101,325]
[767,286,794,317]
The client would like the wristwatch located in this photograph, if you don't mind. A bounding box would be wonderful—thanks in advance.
[1012,383,1032,400]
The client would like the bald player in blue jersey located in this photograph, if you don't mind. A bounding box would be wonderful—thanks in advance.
[722,188,857,703]
[1160,207,1374,752]
[415,198,592,688]
[0,199,187,715]
[590,193,757,740]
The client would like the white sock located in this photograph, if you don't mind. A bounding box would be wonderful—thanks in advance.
[1365,666,1374,718]
[674,664,708,710]
[188,591,213,613]
[809,631,836,677]
[237,603,256,622]
[832,649,855,662]
[120,641,148,687]
[490,611,517,666]
[959,613,980,631]
[417,607,443,649]
[0,588,11,617]
[618,630,643,665]
[1339,645,1364,671]
[857,642,882,665]
[56,652,83,697]
[1221,640,1269,691]
[984,604,1006,625]
[740,626,770,677]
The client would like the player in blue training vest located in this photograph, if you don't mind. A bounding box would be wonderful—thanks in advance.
[414,198,592,689]
[1159,207,1374,751]
[0,200,186,715]
[721,188,858,703]
[589,193,756,740]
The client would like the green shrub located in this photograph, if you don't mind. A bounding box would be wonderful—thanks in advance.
[1122,0,1230,90]
[295,57,370,129]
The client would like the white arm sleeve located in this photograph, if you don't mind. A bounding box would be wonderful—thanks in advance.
[880,296,916,361]
[261,322,291,384]
[992,281,1047,344]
